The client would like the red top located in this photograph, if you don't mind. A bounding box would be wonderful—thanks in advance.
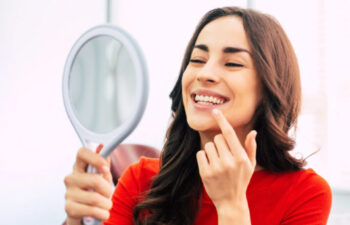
[104,157,332,225]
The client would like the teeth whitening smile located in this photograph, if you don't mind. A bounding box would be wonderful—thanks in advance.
[194,94,225,105]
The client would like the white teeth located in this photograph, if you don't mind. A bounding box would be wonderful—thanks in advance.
[198,101,212,105]
[194,94,225,104]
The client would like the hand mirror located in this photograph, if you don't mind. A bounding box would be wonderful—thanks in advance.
[62,25,148,225]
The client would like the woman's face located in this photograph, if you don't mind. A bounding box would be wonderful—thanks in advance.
[182,16,261,134]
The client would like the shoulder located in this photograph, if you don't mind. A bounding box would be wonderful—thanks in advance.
[247,169,332,224]
[251,168,331,194]
[249,168,332,224]
[285,168,332,197]
[281,169,332,223]
[264,168,332,203]
[298,168,330,188]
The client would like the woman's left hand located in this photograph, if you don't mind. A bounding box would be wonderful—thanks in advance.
[196,108,257,211]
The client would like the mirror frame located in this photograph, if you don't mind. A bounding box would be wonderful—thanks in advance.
[62,24,148,158]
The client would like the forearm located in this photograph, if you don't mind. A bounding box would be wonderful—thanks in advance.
[217,200,251,225]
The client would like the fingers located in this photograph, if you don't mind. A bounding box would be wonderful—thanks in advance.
[64,173,113,198]
[74,147,109,175]
[65,199,111,221]
[65,187,113,211]
[213,134,231,159]
[204,142,220,164]
[244,130,257,165]
[212,109,241,155]
[198,138,231,175]
[196,150,210,177]
[212,109,258,167]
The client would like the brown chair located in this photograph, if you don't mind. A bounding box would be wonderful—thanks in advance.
[62,144,160,225]
[109,144,160,185]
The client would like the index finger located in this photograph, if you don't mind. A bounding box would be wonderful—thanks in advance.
[211,109,242,154]
[74,147,109,174]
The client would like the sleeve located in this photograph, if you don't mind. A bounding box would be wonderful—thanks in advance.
[103,159,145,225]
[281,172,332,225]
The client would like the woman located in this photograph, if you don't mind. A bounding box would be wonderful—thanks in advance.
[64,6,332,225]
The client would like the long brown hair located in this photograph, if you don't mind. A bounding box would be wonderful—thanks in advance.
[133,6,305,225]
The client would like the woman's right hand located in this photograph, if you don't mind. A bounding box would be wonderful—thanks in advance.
[64,147,113,225]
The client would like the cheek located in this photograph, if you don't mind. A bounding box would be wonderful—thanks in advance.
[181,70,193,96]
[229,76,261,110]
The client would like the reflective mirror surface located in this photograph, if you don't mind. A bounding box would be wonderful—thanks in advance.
[69,36,137,134]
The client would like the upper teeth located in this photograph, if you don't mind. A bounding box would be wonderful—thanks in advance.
[195,94,225,104]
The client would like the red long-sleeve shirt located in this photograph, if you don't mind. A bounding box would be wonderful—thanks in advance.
[105,157,332,225]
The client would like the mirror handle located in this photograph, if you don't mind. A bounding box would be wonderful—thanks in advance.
[82,216,101,225]
[82,165,103,225]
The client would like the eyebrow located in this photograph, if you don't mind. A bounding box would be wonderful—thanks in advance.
[193,44,251,55]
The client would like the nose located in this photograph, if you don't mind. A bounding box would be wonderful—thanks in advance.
[196,60,220,84]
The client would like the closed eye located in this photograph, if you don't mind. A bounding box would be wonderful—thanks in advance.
[225,62,243,67]
[189,59,205,64]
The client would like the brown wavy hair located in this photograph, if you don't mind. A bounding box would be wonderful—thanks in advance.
[133,6,305,225]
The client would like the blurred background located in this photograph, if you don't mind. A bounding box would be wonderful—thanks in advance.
[0,0,349,224]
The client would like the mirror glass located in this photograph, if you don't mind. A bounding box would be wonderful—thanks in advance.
[69,35,138,134]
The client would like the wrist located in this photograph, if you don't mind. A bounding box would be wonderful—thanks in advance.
[217,202,248,216]
[216,199,251,225]
[216,196,249,212]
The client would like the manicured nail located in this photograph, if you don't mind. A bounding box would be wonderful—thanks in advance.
[102,166,110,173]
[212,108,219,115]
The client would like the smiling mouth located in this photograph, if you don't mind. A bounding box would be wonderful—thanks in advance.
[191,94,228,105]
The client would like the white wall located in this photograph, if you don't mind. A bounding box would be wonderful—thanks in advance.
[0,1,104,224]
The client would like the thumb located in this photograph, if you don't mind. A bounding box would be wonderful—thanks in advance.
[244,130,257,166]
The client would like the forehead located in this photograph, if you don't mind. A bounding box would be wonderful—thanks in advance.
[195,16,251,51]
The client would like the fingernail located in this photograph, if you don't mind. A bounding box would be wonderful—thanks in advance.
[212,108,219,115]
[96,144,104,154]
[102,166,110,173]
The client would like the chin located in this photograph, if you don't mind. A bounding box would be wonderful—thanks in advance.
[186,116,216,132]
[187,114,253,134]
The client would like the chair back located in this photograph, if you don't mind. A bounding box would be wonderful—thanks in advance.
[109,144,160,185]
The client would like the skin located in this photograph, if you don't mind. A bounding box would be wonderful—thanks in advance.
[182,16,262,224]
[182,16,261,147]
[64,15,261,225]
